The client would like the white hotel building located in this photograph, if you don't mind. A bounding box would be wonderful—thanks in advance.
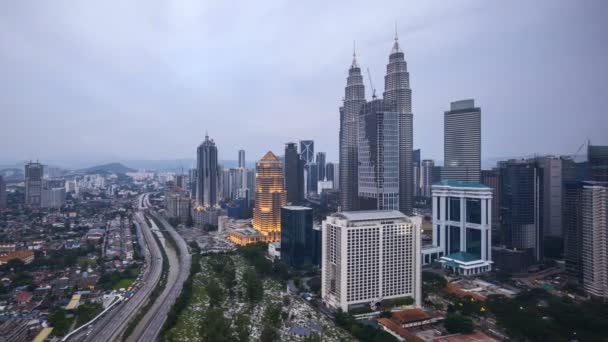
[422,180,493,276]
[321,211,421,312]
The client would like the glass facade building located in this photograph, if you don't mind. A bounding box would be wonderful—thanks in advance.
[358,99,400,210]
[280,206,314,267]
[422,180,493,276]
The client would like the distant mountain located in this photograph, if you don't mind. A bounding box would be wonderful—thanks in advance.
[79,162,136,174]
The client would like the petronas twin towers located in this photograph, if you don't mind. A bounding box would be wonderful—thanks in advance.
[339,33,414,215]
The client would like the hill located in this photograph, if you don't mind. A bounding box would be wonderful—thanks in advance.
[79,162,135,174]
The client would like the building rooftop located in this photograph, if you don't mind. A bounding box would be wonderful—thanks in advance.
[283,206,312,210]
[432,180,490,189]
[443,252,481,262]
[335,210,406,222]
[392,308,430,324]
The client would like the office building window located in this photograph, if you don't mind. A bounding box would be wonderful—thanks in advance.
[466,228,481,259]
[466,199,481,224]
[449,226,460,254]
[449,197,460,221]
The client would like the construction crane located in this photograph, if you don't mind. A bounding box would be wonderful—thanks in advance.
[572,141,587,162]
[367,67,377,99]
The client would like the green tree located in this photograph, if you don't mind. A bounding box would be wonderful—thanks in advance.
[234,313,250,342]
[200,308,232,342]
[444,313,474,334]
[206,279,224,307]
[260,324,278,342]
[242,267,263,303]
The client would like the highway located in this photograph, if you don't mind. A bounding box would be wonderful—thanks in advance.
[128,209,191,342]
[66,193,163,342]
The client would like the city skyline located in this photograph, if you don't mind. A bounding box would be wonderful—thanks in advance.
[1,1,607,165]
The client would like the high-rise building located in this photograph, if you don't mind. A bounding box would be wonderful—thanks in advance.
[299,140,315,165]
[0,176,6,209]
[481,169,501,236]
[165,192,191,224]
[284,142,305,204]
[188,169,197,194]
[421,160,440,197]
[253,151,287,242]
[383,32,413,215]
[358,99,400,210]
[422,181,493,275]
[564,181,585,283]
[41,187,66,208]
[588,144,608,182]
[306,163,319,196]
[538,156,575,239]
[196,134,219,208]
[442,99,481,183]
[25,162,44,208]
[581,183,608,298]
[316,152,326,180]
[339,50,366,212]
[321,210,421,312]
[280,206,314,267]
[238,149,246,169]
[499,160,544,267]
[325,162,335,183]
[413,149,421,197]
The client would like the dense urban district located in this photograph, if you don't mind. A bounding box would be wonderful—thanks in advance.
[0,33,607,342]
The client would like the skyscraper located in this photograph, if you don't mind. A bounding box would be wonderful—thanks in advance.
[25,162,43,208]
[481,169,501,236]
[238,149,246,169]
[588,144,608,182]
[325,162,335,182]
[0,176,6,209]
[196,134,219,208]
[383,32,414,215]
[413,149,421,197]
[306,163,319,195]
[281,206,314,268]
[499,160,544,266]
[299,140,314,165]
[339,50,365,211]
[358,99,400,210]
[284,142,304,203]
[421,160,440,197]
[316,152,326,180]
[253,151,286,242]
[442,99,481,183]
[581,183,608,298]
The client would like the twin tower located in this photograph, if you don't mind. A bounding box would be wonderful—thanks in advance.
[339,33,414,215]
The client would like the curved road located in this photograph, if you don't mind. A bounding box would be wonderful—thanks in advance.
[67,193,163,342]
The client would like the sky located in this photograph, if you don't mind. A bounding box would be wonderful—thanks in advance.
[1,0,607,167]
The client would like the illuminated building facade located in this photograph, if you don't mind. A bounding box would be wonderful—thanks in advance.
[253,151,287,241]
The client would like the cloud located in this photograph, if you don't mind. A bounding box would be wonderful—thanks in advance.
[0,0,606,166]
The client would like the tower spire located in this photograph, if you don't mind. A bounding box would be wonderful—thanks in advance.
[391,21,401,54]
[351,40,359,68]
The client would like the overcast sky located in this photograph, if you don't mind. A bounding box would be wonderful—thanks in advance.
[1,0,607,167]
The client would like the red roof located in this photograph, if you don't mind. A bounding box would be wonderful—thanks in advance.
[378,318,424,342]
[392,308,430,324]
[15,291,33,303]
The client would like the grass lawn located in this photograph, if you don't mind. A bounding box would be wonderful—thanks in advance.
[112,277,136,290]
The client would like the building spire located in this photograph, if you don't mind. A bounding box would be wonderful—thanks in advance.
[391,21,401,54]
[351,40,359,68]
